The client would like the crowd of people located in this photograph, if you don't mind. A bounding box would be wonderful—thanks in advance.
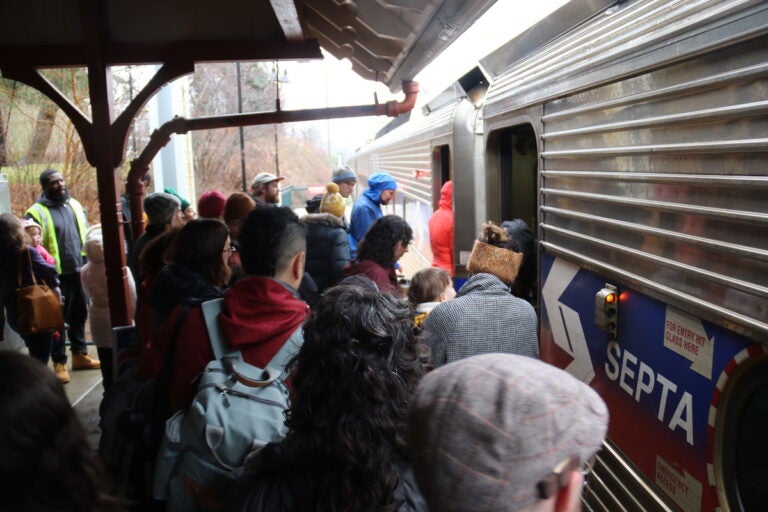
[0,165,609,512]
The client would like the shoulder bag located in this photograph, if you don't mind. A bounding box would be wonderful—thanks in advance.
[15,249,64,335]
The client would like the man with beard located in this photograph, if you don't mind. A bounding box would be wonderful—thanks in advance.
[249,172,285,207]
[25,169,100,378]
[349,171,397,259]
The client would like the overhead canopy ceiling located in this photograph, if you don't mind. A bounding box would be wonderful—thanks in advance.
[0,0,497,91]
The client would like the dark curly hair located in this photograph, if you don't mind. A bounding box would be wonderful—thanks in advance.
[276,283,428,511]
[0,352,123,511]
[356,215,413,267]
[238,206,306,277]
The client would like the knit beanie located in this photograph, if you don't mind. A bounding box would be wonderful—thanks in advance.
[144,192,180,226]
[164,187,191,211]
[319,183,346,218]
[332,165,357,184]
[21,218,43,234]
[305,194,322,214]
[197,190,227,219]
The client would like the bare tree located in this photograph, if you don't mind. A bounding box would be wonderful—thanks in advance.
[0,103,7,167]
[26,102,56,163]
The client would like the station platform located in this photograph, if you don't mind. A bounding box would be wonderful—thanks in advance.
[398,246,430,280]
[61,349,105,450]
[0,333,105,450]
[2,244,430,454]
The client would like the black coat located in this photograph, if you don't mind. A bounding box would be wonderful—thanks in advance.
[302,213,350,293]
[148,263,225,330]
[230,443,427,512]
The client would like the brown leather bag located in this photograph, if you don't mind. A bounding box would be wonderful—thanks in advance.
[15,249,65,335]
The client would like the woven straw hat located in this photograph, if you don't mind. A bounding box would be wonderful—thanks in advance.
[466,239,522,285]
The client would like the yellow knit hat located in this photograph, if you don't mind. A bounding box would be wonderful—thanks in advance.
[320,183,346,218]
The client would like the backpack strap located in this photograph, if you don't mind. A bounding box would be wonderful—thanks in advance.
[200,298,232,360]
[200,298,300,386]
[264,328,300,376]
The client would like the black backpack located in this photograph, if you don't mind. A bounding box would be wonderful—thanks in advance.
[98,302,196,507]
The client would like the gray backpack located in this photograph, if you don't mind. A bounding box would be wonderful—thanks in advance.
[153,298,302,511]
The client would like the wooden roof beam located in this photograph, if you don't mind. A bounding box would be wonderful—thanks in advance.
[0,39,322,68]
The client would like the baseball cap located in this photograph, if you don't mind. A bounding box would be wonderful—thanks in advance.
[251,172,285,188]
[408,353,608,512]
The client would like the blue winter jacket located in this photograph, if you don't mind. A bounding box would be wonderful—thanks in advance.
[349,172,397,257]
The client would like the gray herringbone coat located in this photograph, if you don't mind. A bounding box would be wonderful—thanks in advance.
[421,273,539,366]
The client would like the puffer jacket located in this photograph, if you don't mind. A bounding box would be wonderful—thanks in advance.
[428,181,454,276]
[81,225,136,347]
[302,213,350,293]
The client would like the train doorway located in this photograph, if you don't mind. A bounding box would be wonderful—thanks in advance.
[431,145,450,210]
[486,122,538,306]
[495,124,537,231]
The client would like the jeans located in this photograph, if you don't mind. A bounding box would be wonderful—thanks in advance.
[22,331,54,364]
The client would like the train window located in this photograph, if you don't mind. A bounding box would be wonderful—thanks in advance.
[718,359,768,511]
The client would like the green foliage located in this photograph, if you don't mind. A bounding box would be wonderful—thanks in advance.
[1,164,57,184]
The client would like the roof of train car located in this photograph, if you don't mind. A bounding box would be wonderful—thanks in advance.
[0,0,497,92]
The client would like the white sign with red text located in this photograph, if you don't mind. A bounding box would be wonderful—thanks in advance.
[664,307,714,380]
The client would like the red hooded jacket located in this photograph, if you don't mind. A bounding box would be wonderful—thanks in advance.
[428,181,454,276]
[140,276,309,411]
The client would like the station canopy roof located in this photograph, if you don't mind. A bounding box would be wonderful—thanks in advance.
[0,0,497,92]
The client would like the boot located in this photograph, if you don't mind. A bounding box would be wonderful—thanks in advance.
[54,362,70,384]
[71,352,101,371]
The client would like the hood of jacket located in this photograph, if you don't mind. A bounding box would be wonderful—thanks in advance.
[36,193,70,207]
[438,181,453,210]
[457,272,510,298]
[362,172,397,204]
[219,276,309,351]
[83,225,104,263]
[301,212,345,229]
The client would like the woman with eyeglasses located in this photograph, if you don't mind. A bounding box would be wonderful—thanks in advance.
[147,218,231,330]
[137,218,231,381]
[343,215,412,297]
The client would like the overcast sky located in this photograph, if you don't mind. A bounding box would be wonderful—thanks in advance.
[281,0,571,159]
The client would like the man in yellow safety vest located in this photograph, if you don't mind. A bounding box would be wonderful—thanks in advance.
[25,169,100,381]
